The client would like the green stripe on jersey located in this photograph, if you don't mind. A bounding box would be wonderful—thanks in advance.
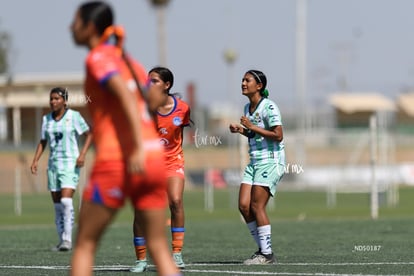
[41,109,89,171]
[243,98,285,165]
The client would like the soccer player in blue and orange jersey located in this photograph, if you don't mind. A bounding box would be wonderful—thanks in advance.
[69,2,181,276]
[131,67,191,273]
[229,70,285,265]
[31,87,92,252]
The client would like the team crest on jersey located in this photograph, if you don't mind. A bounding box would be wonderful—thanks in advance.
[173,117,182,126]
[253,112,262,124]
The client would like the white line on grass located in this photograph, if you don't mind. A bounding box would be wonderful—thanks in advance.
[0,265,70,270]
[184,269,404,276]
[1,262,413,276]
[288,262,414,266]
[190,262,414,266]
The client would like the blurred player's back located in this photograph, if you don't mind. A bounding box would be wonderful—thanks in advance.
[85,43,161,162]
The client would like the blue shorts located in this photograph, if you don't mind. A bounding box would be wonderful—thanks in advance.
[242,162,285,196]
[47,167,80,192]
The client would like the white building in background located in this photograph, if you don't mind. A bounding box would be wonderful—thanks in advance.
[396,92,414,132]
[0,106,7,141]
[0,72,87,146]
[329,92,395,128]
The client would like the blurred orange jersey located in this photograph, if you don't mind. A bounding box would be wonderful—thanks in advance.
[157,96,190,164]
[84,43,162,161]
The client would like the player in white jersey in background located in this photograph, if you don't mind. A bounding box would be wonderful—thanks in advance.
[229,70,285,265]
[31,87,93,251]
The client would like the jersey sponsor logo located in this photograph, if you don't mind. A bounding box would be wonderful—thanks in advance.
[160,138,169,146]
[159,127,168,135]
[173,117,182,126]
[54,132,63,144]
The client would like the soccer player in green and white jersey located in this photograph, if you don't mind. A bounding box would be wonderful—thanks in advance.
[230,70,285,265]
[31,87,92,251]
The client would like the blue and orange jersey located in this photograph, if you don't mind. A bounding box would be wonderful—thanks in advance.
[157,96,190,163]
[84,27,162,162]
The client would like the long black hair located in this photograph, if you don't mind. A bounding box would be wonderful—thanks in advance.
[50,87,68,102]
[78,1,113,35]
[246,69,269,98]
[149,66,174,95]
[78,1,151,116]
[149,66,194,126]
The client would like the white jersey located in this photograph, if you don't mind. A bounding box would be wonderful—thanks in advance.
[41,109,90,170]
[243,98,285,165]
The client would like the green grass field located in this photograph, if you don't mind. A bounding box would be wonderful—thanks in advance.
[1,187,414,275]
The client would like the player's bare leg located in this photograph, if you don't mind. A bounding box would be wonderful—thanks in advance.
[238,183,253,222]
[135,209,180,275]
[168,177,186,268]
[250,185,270,226]
[70,201,117,276]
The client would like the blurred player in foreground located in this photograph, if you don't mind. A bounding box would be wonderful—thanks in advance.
[131,67,191,272]
[229,70,285,265]
[69,2,181,276]
[30,87,92,252]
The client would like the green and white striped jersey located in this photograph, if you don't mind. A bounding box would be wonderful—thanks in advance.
[41,109,89,170]
[243,98,285,165]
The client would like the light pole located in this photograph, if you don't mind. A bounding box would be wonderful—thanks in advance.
[223,48,238,127]
[223,48,240,186]
[295,0,307,166]
[223,49,237,105]
[148,0,170,66]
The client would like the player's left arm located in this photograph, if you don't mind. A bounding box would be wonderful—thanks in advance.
[76,130,93,168]
[73,112,93,168]
[179,105,191,146]
[254,125,283,142]
[183,104,191,127]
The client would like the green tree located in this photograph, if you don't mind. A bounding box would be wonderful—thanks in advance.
[0,23,11,74]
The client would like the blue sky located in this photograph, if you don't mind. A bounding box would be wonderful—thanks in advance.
[1,0,414,112]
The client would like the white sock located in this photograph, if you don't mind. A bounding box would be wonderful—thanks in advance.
[257,225,272,255]
[54,203,64,243]
[61,198,74,243]
[247,221,260,249]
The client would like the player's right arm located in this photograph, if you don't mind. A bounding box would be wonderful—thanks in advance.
[31,139,47,175]
[229,123,255,138]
